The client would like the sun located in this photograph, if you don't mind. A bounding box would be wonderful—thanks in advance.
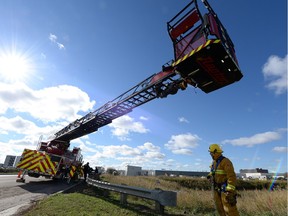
[0,50,33,83]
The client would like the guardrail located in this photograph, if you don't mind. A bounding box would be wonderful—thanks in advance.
[87,178,177,214]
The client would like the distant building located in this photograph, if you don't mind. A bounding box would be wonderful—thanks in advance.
[4,155,16,168]
[3,155,21,168]
[124,165,209,177]
[239,168,272,180]
[150,170,209,177]
[240,168,268,174]
[125,165,142,176]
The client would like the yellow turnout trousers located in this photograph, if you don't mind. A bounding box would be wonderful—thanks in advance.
[213,190,239,216]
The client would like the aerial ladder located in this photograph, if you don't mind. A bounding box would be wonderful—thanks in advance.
[16,0,243,182]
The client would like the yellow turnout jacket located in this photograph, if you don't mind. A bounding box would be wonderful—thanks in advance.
[209,155,237,192]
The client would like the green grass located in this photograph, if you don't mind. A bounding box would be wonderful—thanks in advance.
[23,184,165,216]
[25,193,150,216]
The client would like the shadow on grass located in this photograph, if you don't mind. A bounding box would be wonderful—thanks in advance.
[63,181,185,216]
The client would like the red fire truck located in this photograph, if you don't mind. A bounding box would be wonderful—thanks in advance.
[16,0,242,183]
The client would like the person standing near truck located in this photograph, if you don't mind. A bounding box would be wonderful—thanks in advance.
[207,144,239,216]
[83,162,90,182]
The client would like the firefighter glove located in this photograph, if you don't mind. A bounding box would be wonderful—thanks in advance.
[206,173,213,183]
[226,192,237,206]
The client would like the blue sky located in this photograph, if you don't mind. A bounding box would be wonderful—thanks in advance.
[0,0,287,174]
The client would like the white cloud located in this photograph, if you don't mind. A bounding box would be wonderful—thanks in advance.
[222,130,283,147]
[80,141,166,169]
[262,55,287,95]
[144,151,165,159]
[49,33,65,50]
[49,33,57,43]
[172,149,193,155]
[166,159,175,163]
[57,43,65,50]
[104,144,142,157]
[140,116,148,121]
[0,82,95,122]
[165,133,200,155]
[0,116,57,136]
[109,115,149,140]
[139,142,160,152]
[178,117,189,123]
[272,146,288,153]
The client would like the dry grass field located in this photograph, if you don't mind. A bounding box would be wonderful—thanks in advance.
[103,175,288,216]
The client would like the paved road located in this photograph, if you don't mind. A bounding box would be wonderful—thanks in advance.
[0,175,78,216]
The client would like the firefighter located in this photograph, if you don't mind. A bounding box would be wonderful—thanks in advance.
[207,144,239,216]
[83,162,90,182]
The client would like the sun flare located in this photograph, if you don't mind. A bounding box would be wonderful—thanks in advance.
[0,50,33,83]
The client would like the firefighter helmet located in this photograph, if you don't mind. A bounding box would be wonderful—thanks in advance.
[208,144,223,153]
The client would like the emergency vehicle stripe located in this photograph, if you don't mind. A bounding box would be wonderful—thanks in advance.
[28,156,44,170]
[41,156,57,175]
[47,160,56,175]
[196,44,204,52]
[205,40,212,46]
[17,149,44,168]
[172,39,221,67]
[49,162,57,175]
[39,161,45,173]
[51,162,58,175]
[40,160,48,173]
[175,58,181,66]
[43,158,50,170]
[69,166,76,178]
[18,155,43,169]
[182,54,188,62]
[17,149,58,176]
[189,49,196,57]
[42,158,51,173]
[22,149,36,158]
[17,152,37,166]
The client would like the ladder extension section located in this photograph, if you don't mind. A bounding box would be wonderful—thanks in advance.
[52,70,181,142]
